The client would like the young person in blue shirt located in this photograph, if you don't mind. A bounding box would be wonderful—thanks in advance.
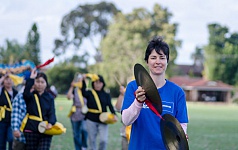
[121,36,189,150]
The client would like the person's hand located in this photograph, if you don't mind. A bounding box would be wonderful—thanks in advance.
[45,123,52,130]
[119,86,125,95]
[113,115,118,122]
[70,81,75,87]
[186,134,189,140]
[30,68,37,79]
[13,130,21,138]
[135,86,146,103]
[82,74,87,80]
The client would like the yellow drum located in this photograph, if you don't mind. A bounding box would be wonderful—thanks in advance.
[99,112,117,124]
[38,121,66,135]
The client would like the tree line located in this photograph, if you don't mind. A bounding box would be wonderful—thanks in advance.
[1,2,238,95]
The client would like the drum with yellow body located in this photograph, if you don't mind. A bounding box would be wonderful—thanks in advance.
[38,121,66,135]
[99,112,117,124]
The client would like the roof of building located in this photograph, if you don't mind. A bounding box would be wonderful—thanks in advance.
[169,76,233,91]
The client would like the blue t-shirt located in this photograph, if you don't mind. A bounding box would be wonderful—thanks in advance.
[121,80,189,150]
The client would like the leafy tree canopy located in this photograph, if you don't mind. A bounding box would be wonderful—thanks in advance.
[53,1,121,63]
[46,58,88,94]
[89,4,181,88]
[0,39,25,64]
[0,23,41,65]
[204,23,238,85]
[25,23,41,65]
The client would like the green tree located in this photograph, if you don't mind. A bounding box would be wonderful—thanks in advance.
[53,2,120,62]
[24,23,41,65]
[64,53,90,69]
[46,55,88,94]
[191,46,204,66]
[0,39,25,64]
[204,24,227,80]
[89,4,181,88]
[204,23,238,85]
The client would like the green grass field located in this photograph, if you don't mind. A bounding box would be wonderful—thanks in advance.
[51,95,238,150]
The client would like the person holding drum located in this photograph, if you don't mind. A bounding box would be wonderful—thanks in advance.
[0,73,18,150]
[81,74,117,150]
[67,73,88,150]
[22,68,57,150]
[121,36,189,149]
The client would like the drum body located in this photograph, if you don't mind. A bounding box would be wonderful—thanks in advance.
[99,112,117,124]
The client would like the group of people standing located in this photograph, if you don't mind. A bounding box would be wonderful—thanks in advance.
[0,68,58,150]
[1,35,189,150]
[67,73,117,150]
[67,36,189,150]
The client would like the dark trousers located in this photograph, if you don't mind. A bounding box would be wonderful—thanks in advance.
[24,132,52,150]
[71,120,88,150]
[12,139,25,150]
[0,122,13,150]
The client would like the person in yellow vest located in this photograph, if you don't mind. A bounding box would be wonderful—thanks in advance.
[67,73,88,150]
[22,68,57,150]
[81,74,117,150]
[0,73,18,150]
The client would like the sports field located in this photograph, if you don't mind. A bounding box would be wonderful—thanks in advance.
[51,95,238,150]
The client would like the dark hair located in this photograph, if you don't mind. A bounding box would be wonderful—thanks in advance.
[36,72,49,88]
[144,36,170,62]
[92,75,106,91]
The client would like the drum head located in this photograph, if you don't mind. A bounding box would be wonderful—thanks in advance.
[38,121,47,133]
[81,105,88,114]
[160,114,189,150]
[134,63,162,114]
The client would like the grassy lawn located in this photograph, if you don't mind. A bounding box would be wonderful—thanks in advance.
[51,95,238,150]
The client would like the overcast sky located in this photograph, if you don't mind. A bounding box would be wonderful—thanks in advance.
[1,0,238,65]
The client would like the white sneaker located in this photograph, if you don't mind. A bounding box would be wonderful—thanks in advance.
[82,147,87,150]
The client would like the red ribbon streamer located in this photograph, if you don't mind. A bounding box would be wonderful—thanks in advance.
[134,92,164,120]
[145,99,164,120]
[36,57,54,69]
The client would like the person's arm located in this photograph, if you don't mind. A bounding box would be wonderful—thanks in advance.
[80,76,91,98]
[67,81,74,100]
[11,93,22,138]
[180,123,187,134]
[121,84,145,126]
[121,100,143,126]
[46,95,57,127]
[176,87,189,139]
[23,68,36,102]
[115,86,125,111]
[23,79,34,102]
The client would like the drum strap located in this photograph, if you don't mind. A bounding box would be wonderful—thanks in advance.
[20,94,43,132]
[77,88,84,107]
[4,90,12,110]
[88,89,102,113]
[68,86,85,117]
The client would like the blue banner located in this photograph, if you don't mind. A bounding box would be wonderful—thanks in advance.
[0,60,35,77]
